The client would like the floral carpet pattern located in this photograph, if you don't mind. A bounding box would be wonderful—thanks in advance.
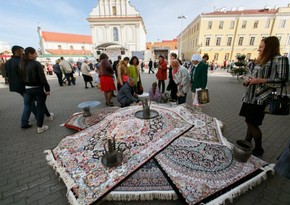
[46,104,273,205]
[47,105,193,205]
[63,107,120,131]
[105,159,177,201]
[155,137,268,205]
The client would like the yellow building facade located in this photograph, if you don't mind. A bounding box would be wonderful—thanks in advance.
[178,4,290,65]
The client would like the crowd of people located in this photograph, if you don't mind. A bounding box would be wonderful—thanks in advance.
[2,36,290,177]
[4,36,290,179]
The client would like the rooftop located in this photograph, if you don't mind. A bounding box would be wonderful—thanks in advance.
[41,31,92,44]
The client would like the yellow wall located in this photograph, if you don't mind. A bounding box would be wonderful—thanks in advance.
[178,4,290,65]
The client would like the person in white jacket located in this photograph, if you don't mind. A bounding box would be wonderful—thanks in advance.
[171,59,190,104]
[81,59,94,88]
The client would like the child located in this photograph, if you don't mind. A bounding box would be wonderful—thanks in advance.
[149,82,161,102]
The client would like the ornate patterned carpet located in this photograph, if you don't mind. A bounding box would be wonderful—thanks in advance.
[46,104,274,205]
[63,107,120,131]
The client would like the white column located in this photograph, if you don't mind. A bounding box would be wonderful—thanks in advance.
[105,25,110,42]
[135,25,140,50]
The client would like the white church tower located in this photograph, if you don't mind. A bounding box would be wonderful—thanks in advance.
[88,0,147,60]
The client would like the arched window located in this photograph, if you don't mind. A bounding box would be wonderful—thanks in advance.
[112,6,116,15]
[113,27,119,41]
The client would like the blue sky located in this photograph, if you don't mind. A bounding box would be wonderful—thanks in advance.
[0,0,289,50]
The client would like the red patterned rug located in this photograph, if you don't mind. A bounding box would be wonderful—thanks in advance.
[63,107,120,131]
[46,104,274,205]
[46,105,193,205]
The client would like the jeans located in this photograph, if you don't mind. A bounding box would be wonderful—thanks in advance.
[21,92,37,127]
[158,80,165,93]
[25,87,46,127]
[55,72,63,86]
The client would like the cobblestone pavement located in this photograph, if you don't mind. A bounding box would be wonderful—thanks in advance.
[0,69,289,205]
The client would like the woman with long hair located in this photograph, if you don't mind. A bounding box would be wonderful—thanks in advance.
[81,59,94,88]
[117,58,130,90]
[156,55,168,93]
[20,47,51,133]
[98,53,116,106]
[128,56,140,93]
[240,36,289,156]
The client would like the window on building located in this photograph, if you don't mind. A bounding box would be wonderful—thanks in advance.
[219,21,224,29]
[227,37,232,46]
[216,37,221,46]
[246,53,251,60]
[253,20,259,28]
[249,37,255,46]
[81,46,85,50]
[195,39,198,47]
[113,27,119,41]
[230,21,235,29]
[238,37,244,46]
[70,45,73,50]
[288,36,290,46]
[196,23,199,31]
[265,19,271,28]
[214,53,219,61]
[194,25,196,32]
[205,37,210,46]
[225,53,229,60]
[279,19,286,28]
[208,21,212,29]
[58,45,62,49]
[242,21,247,29]
[112,6,116,15]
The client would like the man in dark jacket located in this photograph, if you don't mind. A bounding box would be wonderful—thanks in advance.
[117,78,139,107]
[148,58,154,74]
[5,45,37,128]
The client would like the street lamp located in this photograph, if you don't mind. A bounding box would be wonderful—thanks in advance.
[177,15,187,60]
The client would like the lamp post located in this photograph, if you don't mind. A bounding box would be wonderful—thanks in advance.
[178,15,187,60]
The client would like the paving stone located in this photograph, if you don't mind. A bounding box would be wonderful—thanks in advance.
[0,195,14,205]
[13,185,40,203]
[36,191,65,205]
[17,172,41,187]
[28,176,51,189]
[25,188,51,204]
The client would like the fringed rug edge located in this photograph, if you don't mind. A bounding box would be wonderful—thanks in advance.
[104,190,178,201]
[206,163,275,205]
[44,150,79,205]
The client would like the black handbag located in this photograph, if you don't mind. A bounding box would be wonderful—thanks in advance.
[264,58,290,115]
[265,86,290,115]
[136,74,143,95]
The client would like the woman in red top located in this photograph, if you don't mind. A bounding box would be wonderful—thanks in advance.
[98,53,116,106]
[156,55,168,93]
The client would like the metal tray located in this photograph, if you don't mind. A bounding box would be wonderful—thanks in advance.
[134,109,159,119]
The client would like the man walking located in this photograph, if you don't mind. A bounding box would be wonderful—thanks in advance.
[148,58,154,74]
[59,57,75,86]
[5,45,37,128]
